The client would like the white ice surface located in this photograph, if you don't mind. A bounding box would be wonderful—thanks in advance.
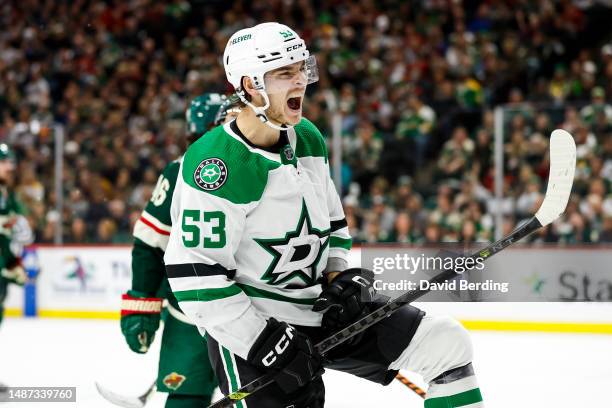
[0,318,611,407]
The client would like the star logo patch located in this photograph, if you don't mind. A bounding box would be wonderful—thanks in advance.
[255,200,330,286]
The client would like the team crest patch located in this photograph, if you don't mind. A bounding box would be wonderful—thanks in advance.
[163,372,186,390]
[283,145,295,161]
[194,158,228,190]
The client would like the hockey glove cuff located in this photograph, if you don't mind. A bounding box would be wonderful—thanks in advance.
[312,268,376,332]
[120,290,162,354]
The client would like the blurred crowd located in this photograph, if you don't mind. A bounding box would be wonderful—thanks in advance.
[0,0,611,245]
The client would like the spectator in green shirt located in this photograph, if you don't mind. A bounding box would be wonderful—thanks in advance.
[396,94,436,169]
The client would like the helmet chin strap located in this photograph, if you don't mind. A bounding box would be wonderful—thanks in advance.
[237,88,294,131]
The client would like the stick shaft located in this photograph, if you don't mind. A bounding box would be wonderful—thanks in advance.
[395,373,426,399]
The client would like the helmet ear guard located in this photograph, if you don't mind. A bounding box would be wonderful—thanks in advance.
[238,84,289,131]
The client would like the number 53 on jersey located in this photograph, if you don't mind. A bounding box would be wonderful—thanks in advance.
[181,210,226,248]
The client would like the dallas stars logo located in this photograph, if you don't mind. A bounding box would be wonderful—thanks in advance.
[525,272,546,295]
[194,158,228,191]
[255,200,330,286]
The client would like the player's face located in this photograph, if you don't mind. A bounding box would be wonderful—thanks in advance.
[0,159,15,184]
[264,61,307,126]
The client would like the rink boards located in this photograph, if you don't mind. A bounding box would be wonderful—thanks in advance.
[4,245,612,333]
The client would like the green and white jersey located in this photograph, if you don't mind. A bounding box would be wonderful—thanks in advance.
[131,160,180,306]
[164,118,352,359]
[0,187,31,269]
[0,187,26,231]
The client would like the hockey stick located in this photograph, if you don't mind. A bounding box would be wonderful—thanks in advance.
[395,373,426,399]
[208,129,576,408]
[95,381,156,408]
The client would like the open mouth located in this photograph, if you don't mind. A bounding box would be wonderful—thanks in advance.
[287,97,302,111]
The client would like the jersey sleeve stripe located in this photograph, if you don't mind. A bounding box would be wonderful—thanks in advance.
[166,263,236,279]
[237,283,318,305]
[141,210,172,231]
[330,218,348,232]
[331,226,350,238]
[133,220,170,250]
[174,285,243,302]
[169,276,233,292]
[139,214,171,235]
[330,236,352,250]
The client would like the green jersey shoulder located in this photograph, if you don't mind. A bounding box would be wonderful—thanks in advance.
[293,118,328,163]
[181,118,327,205]
[182,125,280,205]
[146,160,180,225]
[0,188,25,216]
[0,188,28,243]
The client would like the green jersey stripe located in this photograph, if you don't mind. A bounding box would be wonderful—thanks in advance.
[237,284,318,305]
[424,388,483,408]
[174,285,242,302]
[221,346,244,408]
[330,236,352,250]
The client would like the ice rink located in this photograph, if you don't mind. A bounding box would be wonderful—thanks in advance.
[1,317,611,408]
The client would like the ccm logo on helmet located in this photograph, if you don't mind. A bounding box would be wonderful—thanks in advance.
[261,325,295,367]
[286,43,304,52]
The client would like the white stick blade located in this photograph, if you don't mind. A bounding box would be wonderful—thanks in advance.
[534,129,576,226]
[95,382,145,408]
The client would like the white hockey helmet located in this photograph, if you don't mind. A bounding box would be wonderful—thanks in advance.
[223,22,318,129]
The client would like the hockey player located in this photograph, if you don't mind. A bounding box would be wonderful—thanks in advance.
[0,144,33,393]
[120,94,239,408]
[164,23,484,407]
[0,143,32,327]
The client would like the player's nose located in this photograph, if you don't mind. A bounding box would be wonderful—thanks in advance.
[293,71,307,88]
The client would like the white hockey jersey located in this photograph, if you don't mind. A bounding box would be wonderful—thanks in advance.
[164,118,351,359]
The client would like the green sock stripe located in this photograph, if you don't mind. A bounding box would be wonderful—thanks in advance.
[221,346,244,408]
[425,388,483,408]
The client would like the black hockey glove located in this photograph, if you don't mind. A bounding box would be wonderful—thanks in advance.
[312,268,376,333]
[247,318,324,394]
